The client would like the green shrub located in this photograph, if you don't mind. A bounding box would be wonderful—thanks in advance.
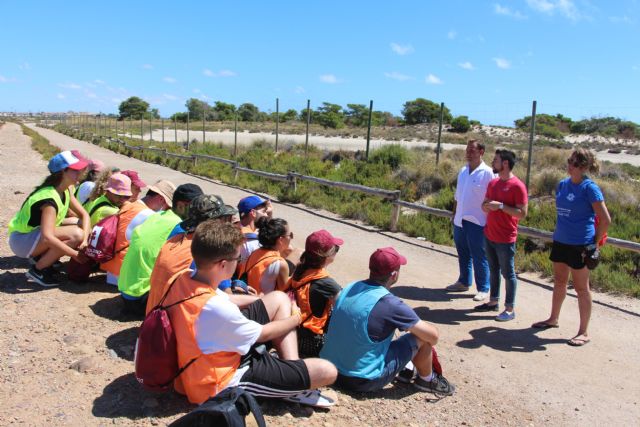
[451,116,471,133]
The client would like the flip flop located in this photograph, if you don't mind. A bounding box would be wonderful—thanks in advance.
[531,321,559,330]
[567,337,590,347]
[282,389,336,408]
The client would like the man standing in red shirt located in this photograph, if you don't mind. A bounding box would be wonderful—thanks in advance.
[475,149,528,321]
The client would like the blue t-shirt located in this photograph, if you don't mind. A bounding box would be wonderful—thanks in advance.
[553,177,604,245]
[167,223,185,239]
[365,281,419,342]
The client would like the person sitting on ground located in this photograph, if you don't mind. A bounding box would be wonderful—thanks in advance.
[283,230,343,357]
[118,183,203,316]
[145,194,237,314]
[100,180,175,286]
[8,150,91,287]
[75,158,105,205]
[83,172,132,227]
[120,170,146,201]
[164,221,337,407]
[320,247,456,396]
[236,195,272,267]
[83,167,117,205]
[236,218,292,295]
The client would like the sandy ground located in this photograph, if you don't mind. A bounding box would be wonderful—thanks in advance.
[1,122,639,426]
[138,128,640,167]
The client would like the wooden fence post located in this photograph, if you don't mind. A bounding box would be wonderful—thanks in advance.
[389,192,401,232]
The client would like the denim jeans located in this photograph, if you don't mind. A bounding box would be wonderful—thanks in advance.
[453,220,489,292]
[484,238,518,308]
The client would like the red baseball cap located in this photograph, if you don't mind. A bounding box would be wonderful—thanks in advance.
[369,247,407,276]
[121,170,147,188]
[305,230,344,256]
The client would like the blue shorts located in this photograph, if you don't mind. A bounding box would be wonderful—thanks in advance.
[336,334,419,392]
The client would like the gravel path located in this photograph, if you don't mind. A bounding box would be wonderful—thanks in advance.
[1,122,638,426]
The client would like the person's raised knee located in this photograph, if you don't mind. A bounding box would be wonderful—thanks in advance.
[69,226,84,247]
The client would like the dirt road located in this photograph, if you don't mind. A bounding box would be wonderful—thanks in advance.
[1,122,638,426]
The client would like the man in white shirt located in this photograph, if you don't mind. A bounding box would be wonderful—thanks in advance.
[447,139,494,301]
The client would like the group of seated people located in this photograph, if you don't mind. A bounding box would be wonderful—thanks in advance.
[8,150,455,409]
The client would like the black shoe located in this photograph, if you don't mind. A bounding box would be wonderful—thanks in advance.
[396,366,416,384]
[414,373,456,396]
[26,266,60,287]
[474,302,499,312]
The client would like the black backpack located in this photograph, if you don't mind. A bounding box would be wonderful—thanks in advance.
[169,387,266,427]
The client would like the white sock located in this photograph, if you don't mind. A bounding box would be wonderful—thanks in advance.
[419,372,435,382]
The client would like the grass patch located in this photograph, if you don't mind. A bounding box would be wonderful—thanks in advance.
[21,124,60,159]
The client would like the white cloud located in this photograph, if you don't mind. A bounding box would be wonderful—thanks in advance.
[56,94,65,99]
[203,68,237,77]
[85,91,97,99]
[425,74,443,85]
[526,0,581,21]
[163,77,177,83]
[59,82,82,90]
[458,61,475,70]
[19,62,31,71]
[0,75,8,83]
[94,79,105,85]
[142,64,154,69]
[447,30,457,40]
[294,86,305,94]
[494,3,527,19]
[609,15,634,24]
[319,74,339,84]
[390,42,414,55]
[493,57,511,69]
[633,65,640,71]
[384,71,412,81]
[163,94,177,101]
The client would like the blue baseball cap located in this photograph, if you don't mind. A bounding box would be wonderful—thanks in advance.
[237,195,268,215]
[48,150,89,173]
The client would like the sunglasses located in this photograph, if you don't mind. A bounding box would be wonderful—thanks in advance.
[567,158,581,167]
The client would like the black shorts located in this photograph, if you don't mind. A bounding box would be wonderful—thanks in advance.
[238,350,311,398]
[549,241,588,270]
[240,300,270,325]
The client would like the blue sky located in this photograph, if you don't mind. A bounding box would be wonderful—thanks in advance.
[1,0,639,126]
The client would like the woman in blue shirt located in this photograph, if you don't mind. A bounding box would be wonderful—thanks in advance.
[532,148,610,347]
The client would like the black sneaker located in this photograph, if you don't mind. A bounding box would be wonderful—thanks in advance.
[396,366,416,384]
[29,256,63,270]
[26,266,60,287]
[414,373,456,396]
[474,302,499,312]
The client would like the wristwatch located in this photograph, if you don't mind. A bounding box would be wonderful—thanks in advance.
[498,202,504,210]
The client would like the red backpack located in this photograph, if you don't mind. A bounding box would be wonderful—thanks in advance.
[84,214,122,263]
[134,273,207,392]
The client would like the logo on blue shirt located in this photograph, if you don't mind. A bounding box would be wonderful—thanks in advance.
[566,193,575,202]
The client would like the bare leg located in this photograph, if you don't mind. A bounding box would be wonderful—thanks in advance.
[570,267,592,340]
[303,358,337,388]
[31,225,84,269]
[535,262,570,326]
[259,291,299,360]
[412,338,434,377]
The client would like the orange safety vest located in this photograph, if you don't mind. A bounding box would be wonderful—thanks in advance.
[288,268,332,335]
[236,248,283,294]
[146,233,195,315]
[166,270,240,404]
[100,200,148,276]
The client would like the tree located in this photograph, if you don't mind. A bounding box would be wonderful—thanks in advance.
[401,98,451,125]
[212,101,236,121]
[186,98,214,121]
[280,109,298,122]
[237,103,260,122]
[315,102,345,129]
[345,103,369,127]
[149,108,160,119]
[170,112,189,123]
[119,96,150,120]
[450,115,471,133]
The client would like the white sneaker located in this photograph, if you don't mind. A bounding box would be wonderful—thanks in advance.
[473,292,488,301]
[282,389,336,408]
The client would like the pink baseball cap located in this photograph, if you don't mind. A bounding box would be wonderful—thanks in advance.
[369,247,407,276]
[89,159,106,173]
[106,173,133,196]
[305,230,344,256]
[121,170,146,188]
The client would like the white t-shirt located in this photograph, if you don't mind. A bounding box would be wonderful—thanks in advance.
[195,288,263,388]
[453,161,495,227]
[240,239,261,263]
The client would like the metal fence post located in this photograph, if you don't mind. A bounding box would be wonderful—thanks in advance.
[202,112,206,144]
[525,100,537,191]
[234,113,238,159]
[186,112,190,150]
[365,100,373,161]
[162,118,165,143]
[149,117,153,142]
[174,118,178,144]
[305,99,311,157]
[436,102,444,166]
[140,117,144,143]
[275,98,279,153]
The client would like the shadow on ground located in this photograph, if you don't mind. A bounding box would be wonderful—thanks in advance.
[414,306,496,326]
[0,271,51,294]
[106,326,139,361]
[391,286,474,303]
[90,295,143,322]
[0,255,29,270]
[457,326,567,352]
[92,373,192,420]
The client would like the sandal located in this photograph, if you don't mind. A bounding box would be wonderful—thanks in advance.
[531,321,559,330]
[282,389,336,408]
[567,336,590,347]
